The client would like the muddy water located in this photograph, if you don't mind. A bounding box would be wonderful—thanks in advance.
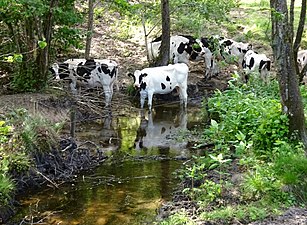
[11,105,204,225]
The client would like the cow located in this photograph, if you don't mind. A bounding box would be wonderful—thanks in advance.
[49,59,118,106]
[198,36,222,78]
[297,50,307,76]
[128,63,189,111]
[219,38,252,66]
[197,36,252,78]
[242,50,271,83]
[147,35,206,65]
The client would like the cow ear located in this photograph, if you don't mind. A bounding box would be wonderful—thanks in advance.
[128,70,138,77]
[248,44,252,50]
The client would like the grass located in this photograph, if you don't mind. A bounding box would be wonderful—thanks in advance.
[0,109,62,207]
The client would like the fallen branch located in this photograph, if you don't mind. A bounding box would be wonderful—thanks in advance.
[34,169,59,189]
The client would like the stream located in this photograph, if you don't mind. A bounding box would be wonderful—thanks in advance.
[9,104,204,225]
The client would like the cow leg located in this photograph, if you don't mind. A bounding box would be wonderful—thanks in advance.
[147,91,154,111]
[178,85,188,108]
[103,85,113,106]
[140,91,147,109]
[70,81,78,95]
[204,56,212,79]
[260,70,269,84]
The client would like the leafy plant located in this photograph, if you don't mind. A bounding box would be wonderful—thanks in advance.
[0,173,15,205]
[159,211,196,225]
[204,77,289,160]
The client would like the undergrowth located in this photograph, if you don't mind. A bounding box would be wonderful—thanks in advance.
[0,109,62,207]
[160,74,307,225]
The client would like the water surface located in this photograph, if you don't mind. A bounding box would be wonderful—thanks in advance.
[11,105,204,224]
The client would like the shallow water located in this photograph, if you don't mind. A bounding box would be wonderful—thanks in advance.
[10,105,204,225]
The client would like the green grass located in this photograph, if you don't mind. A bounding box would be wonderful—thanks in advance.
[0,109,62,207]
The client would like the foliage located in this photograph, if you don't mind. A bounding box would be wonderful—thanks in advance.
[0,0,84,92]
[200,200,280,222]
[205,75,289,159]
[0,109,61,207]
[159,211,196,225]
[7,108,60,154]
[173,73,306,224]
[0,174,15,206]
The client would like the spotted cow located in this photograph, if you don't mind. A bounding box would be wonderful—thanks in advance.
[298,50,307,76]
[49,59,118,106]
[128,63,189,111]
[147,35,205,65]
[219,38,252,66]
[242,50,271,83]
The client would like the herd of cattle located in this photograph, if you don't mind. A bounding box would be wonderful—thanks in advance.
[49,34,307,110]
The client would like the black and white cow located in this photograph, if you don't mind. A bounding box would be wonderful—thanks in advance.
[198,36,222,77]
[297,50,307,76]
[147,35,205,65]
[242,50,271,83]
[128,63,189,111]
[219,38,252,66]
[197,36,252,78]
[49,59,118,106]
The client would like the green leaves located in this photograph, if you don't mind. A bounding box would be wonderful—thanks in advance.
[38,40,47,49]
[205,77,289,157]
[4,54,23,63]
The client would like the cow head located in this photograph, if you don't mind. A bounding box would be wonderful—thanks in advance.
[49,63,71,80]
[237,42,252,54]
[128,70,148,90]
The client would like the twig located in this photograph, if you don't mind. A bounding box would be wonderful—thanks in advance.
[34,169,59,188]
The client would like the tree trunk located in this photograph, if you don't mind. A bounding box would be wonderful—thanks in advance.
[270,0,307,152]
[156,0,170,66]
[85,0,94,59]
[35,0,57,89]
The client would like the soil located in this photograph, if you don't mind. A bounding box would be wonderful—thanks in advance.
[1,7,306,225]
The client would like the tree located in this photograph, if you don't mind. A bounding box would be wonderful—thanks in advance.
[156,0,170,66]
[85,0,94,59]
[36,0,58,87]
[0,0,83,93]
[270,0,307,151]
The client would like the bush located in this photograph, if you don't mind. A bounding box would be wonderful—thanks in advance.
[205,76,289,159]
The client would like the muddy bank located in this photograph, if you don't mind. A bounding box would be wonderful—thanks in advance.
[0,136,108,224]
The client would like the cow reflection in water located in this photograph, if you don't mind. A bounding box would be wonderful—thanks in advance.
[134,108,188,151]
[100,114,119,151]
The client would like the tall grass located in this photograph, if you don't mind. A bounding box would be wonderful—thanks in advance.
[0,109,62,206]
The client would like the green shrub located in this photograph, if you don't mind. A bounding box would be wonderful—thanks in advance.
[159,212,196,225]
[205,77,289,159]
[0,173,15,205]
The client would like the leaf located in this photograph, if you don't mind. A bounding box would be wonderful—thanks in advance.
[13,54,23,62]
[209,163,218,170]
[5,56,14,63]
[211,119,219,129]
[38,40,47,49]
